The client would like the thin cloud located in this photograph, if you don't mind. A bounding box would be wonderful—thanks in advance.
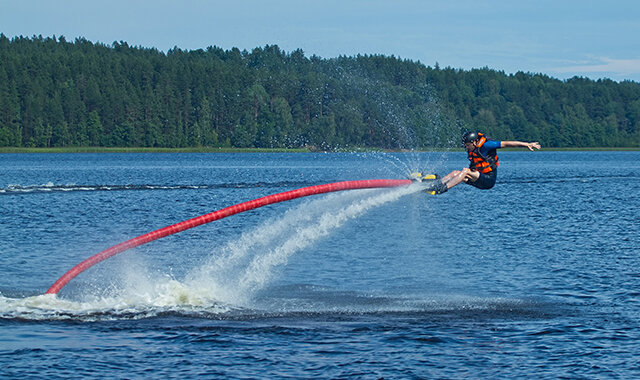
[552,57,640,77]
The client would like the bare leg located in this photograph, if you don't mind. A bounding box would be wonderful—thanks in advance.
[426,168,480,194]
[441,168,479,189]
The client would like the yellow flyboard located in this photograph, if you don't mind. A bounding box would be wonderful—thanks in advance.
[409,172,439,195]
[409,172,437,181]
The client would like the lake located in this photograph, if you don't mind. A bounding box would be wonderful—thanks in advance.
[1,151,639,378]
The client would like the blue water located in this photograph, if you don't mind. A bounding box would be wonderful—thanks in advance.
[1,151,639,378]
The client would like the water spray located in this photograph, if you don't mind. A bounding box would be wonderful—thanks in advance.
[46,179,417,295]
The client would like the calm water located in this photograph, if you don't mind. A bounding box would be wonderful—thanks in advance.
[1,151,639,378]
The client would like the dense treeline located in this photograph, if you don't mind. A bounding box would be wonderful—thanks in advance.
[1,34,639,149]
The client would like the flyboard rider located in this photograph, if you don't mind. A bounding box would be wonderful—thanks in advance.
[425,131,541,194]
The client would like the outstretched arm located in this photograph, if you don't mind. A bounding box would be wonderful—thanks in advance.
[500,140,541,151]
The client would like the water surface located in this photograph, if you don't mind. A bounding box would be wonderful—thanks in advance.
[1,152,639,378]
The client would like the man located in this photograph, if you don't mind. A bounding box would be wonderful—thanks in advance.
[426,131,541,194]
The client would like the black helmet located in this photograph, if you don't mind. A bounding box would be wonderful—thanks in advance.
[461,131,479,145]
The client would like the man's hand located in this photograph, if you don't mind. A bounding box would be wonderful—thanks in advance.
[463,168,480,183]
[527,142,541,151]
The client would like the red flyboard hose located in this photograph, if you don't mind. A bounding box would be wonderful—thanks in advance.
[46,179,413,295]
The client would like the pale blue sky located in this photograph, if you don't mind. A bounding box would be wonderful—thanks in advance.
[2,0,640,81]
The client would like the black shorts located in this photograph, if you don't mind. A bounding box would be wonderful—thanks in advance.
[468,170,497,190]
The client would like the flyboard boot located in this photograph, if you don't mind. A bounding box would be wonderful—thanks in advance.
[409,172,448,195]
[423,179,448,195]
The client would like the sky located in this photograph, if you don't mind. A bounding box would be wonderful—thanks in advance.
[2,0,640,82]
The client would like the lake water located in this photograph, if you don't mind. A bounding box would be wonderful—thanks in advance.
[1,151,639,378]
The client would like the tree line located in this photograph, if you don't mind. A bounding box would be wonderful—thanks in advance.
[1,34,639,149]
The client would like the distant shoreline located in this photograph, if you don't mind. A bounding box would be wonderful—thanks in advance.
[1,147,639,153]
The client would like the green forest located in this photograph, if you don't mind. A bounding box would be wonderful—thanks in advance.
[1,34,639,149]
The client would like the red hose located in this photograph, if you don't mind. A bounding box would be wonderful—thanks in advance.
[46,179,413,294]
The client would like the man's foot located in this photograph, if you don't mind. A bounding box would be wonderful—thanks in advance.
[424,179,448,195]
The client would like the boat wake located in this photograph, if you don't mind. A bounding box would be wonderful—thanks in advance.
[0,288,547,322]
[0,181,316,195]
